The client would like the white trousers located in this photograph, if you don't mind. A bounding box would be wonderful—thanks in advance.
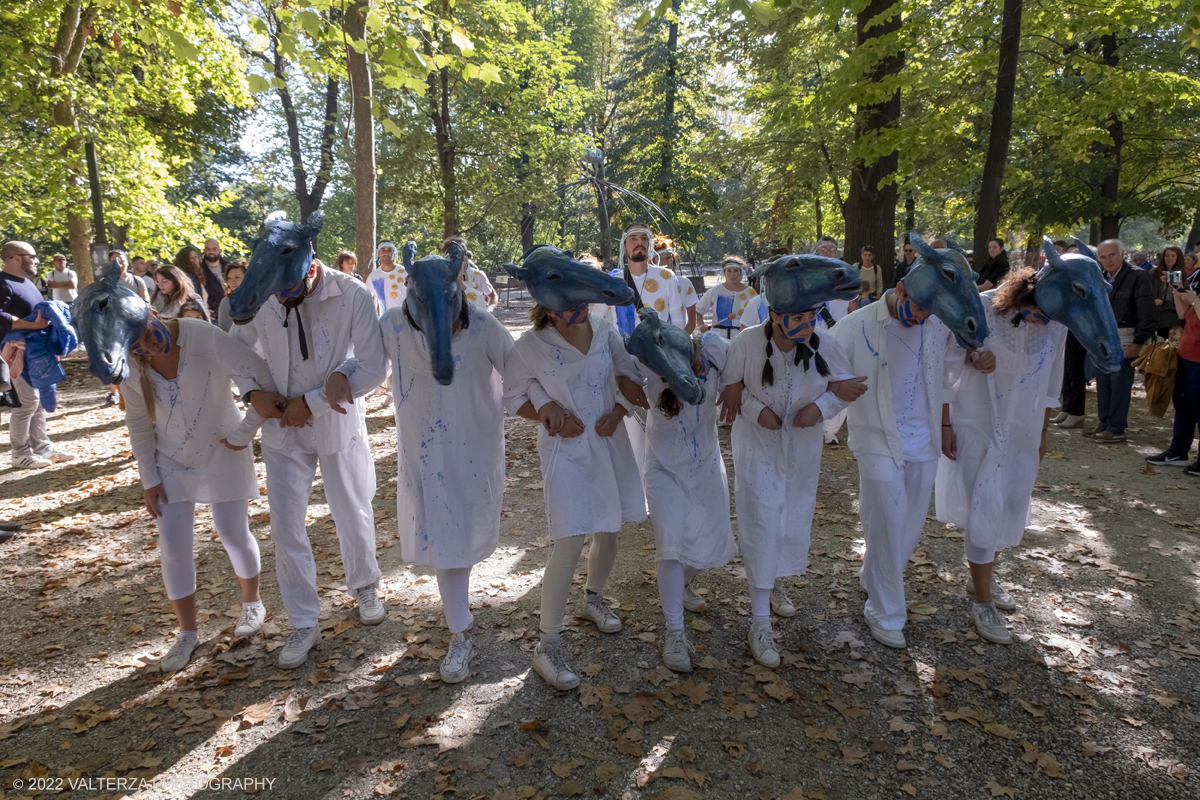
[539,532,619,636]
[157,499,260,601]
[263,433,381,628]
[436,567,472,633]
[9,374,49,458]
[823,407,848,438]
[857,454,936,630]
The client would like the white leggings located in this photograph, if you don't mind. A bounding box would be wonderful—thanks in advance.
[540,532,619,636]
[657,560,700,630]
[435,567,473,633]
[158,499,260,601]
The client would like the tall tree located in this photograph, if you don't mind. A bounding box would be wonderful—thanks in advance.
[972,0,1023,259]
[345,0,376,273]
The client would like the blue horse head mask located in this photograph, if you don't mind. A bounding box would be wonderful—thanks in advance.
[904,233,990,350]
[503,245,633,311]
[72,260,150,384]
[404,241,466,386]
[625,308,704,405]
[228,211,324,323]
[760,254,862,313]
[1036,238,1122,373]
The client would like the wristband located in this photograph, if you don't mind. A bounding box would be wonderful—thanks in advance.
[301,395,310,410]
[243,390,257,404]
[941,424,952,427]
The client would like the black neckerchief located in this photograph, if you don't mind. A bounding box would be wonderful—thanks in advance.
[280,267,318,361]
[623,265,646,308]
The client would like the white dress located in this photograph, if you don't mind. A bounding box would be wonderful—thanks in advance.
[381,305,513,568]
[503,315,647,539]
[726,327,854,588]
[697,284,757,331]
[641,333,738,569]
[368,265,408,313]
[935,292,1067,552]
[122,319,274,505]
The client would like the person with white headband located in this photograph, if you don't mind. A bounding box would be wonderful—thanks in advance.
[368,241,409,406]
[608,222,689,337]
[697,255,757,338]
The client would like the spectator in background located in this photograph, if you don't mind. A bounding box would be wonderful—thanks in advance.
[151,264,198,322]
[1052,240,1069,255]
[335,250,361,279]
[0,241,73,468]
[894,239,917,286]
[45,254,77,303]
[1131,252,1151,271]
[1184,252,1200,293]
[1145,277,1200,475]
[200,239,228,320]
[1149,246,1186,338]
[854,245,881,302]
[976,238,1010,291]
[1090,239,1156,443]
[174,246,209,315]
[140,259,159,294]
[217,261,247,332]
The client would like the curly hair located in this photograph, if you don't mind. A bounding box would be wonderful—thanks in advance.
[991,267,1039,327]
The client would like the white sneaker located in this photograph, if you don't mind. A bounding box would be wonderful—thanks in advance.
[867,620,906,649]
[278,626,320,669]
[355,583,385,626]
[971,602,1012,645]
[160,634,198,673]
[234,603,266,637]
[682,582,707,613]
[1050,411,1069,424]
[824,432,839,445]
[581,593,622,633]
[1055,414,1084,429]
[966,576,1017,611]
[770,586,796,617]
[749,620,780,668]
[44,449,75,463]
[532,640,580,690]
[663,628,694,673]
[440,633,474,684]
[12,454,51,470]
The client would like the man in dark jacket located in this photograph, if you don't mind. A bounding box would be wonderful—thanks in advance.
[201,238,229,320]
[1090,239,1156,442]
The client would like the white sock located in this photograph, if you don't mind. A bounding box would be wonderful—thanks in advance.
[749,586,771,624]
[243,600,264,610]
[179,630,199,641]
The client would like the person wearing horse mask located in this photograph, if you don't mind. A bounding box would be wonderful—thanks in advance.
[717,279,866,668]
[833,239,996,650]
[228,212,388,670]
[75,265,283,673]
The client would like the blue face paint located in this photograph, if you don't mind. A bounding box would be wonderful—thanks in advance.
[131,318,171,356]
[552,303,589,326]
[780,312,816,342]
[1021,308,1051,325]
[898,297,926,327]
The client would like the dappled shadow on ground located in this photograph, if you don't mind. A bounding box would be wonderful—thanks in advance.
[2,361,1198,800]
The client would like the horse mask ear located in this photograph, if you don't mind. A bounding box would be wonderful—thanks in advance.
[907,232,938,261]
[1041,237,1065,270]
[1072,237,1097,261]
[403,241,417,269]
[945,236,968,257]
[503,262,531,282]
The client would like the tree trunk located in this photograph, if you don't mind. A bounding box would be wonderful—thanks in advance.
[973,0,1023,259]
[51,1,97,287]
[814,190,823,240]
[904,189,915,233]
[659,0,679,203]
[1098,34,1122,241]
[345,0,375,275]
[427,55,457,239]
[1023,227,1043,268]
[844,0,903,285]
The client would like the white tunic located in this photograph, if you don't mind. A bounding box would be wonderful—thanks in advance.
[381,305,513,568]
[465,266,494,309]
[640,333,738,569]
[697,284,757,331]
[368,265,407,313]
[725,327,854,588]
[503,315,647,539]
[123,320,274,505]
[935,292,1067,551]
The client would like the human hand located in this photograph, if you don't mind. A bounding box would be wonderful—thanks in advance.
[538,401,570,436]
[595,406,628,437]
[942,425,957,460]
[828,376,868,402]
[968,350,996,374]
[616,376,650,410]
[717,382,744,424]
[757,407,782,430]
[15,311,49,331]
[220,437,247,451]
[559,414,586,438]
[326,371,353,415]
[1123,343,1141,360]
[144,485,168,519]
[247,390,287,420]
[792,403,823,428]
[281,396,312,428]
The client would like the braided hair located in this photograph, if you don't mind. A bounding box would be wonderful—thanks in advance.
[761,318,829,387]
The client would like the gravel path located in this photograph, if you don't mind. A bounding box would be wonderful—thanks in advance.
[1,308,1198,800]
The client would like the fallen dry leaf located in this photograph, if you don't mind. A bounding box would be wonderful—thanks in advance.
[985,781,1016,798]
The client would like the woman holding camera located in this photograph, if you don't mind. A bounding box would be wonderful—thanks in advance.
[1150,246,1186,339]
[1146,277,1200,476]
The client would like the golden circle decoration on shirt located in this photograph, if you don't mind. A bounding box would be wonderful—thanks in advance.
[660,269,672,280]
[643,278,660,293]
[390,292,398,299]
[467,291,478,301]
[739,293,747,300]
[654,298,667,312]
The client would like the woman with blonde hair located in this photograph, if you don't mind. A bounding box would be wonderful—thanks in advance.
[151,265,197,321]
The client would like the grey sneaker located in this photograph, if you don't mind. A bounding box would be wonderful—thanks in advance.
[749,620,780,668]
[966,576,1017,611]
[234,603,266,637]
[971,602,1012,645]
[44,449,75,463]
[663,629,695,673]
[1050,411,1069,424]
[355,583,385,626]
[581,593,622,633]
[278,626,320,669]
[440,633,474,684]
[160,634,198,673]
[532,640,580,690]
[770,586,796,617]
[682,582,707,613]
